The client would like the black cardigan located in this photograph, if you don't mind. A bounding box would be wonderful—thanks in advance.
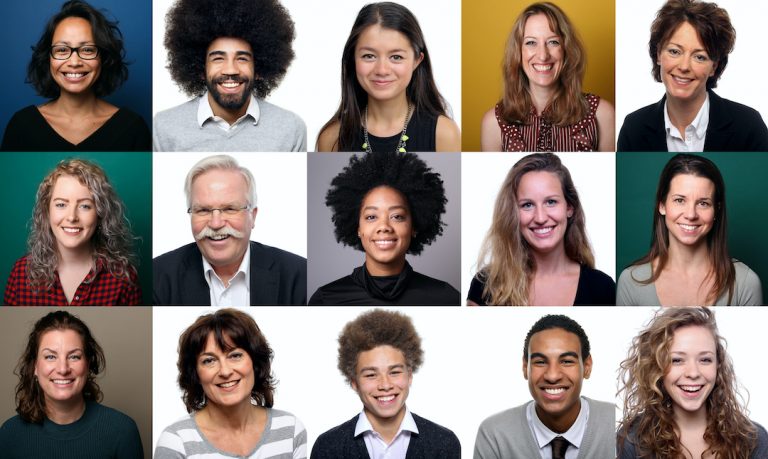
[617,90,768,152]
[310,413,460,459]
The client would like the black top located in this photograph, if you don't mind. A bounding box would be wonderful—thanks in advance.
[310,412,460,459]
[153,241,307,305]
[309,262,460,305]
[468,264,616,306]
[346,110,438,152]
[617,90,768,152]
[1,105,151,151]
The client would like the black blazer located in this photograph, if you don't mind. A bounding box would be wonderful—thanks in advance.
[153,241,306,305]
[617,90,768,151]
[310,413,460,459]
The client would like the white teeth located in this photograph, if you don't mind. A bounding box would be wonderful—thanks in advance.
[544,387,565,394]
[374,240,395,247]
[221,82,241,88]
[64,73,85,78]
[533,64,553,71]
[377,395,395,402]
[208,234,229,241]
[62,228,82,233]
[679,224,697,231]
[680,385,702,392]
[533,227,553,234]
[52,379,74,385]
[673,76,692,84]
[218,380,238,388]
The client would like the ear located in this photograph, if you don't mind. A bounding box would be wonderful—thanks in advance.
[710,61,718,77]
[250,207,258,227]
[583,355,593,379]
[351,379,358,392]
[659,201,666,216]
[567,204,574,219]
[522,357,529,380]
[414,51,424,69]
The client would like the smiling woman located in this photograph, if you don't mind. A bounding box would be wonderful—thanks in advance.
[0,0,150,151]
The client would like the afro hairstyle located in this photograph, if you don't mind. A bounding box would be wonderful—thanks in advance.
[326,151,447,255]
[164,0,295,99]
[337,309,423,384]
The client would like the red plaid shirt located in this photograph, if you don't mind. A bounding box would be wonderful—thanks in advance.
[4,256,142,306]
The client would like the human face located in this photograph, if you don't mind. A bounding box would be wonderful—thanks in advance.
[49,175,97,255]
[517,171,573,256]
[659,174,715,249]
[524,328,592,432]
[521,13,563,92]
[351,345,412,430]
[658,22,716,106]
[34,329,88,405]
[358,186,413,276]
[205,37,255,113]
[197,333,255,408]
[49,17,101,96]
[190,169,256,276]
[355,24,423,103]
[663,325,717,419]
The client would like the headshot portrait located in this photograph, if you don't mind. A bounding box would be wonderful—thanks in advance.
[310,309,460,458]
[462,152,615,305]
[1,0,151,152]
[307,152,461,305]
[313,1,461,152]
[616,0,768,151]
[462,0,615,151]
[153,308,306,458]
[474,311,616,458]
[0,307,151,459]
[152,153,307,306]
[151,0,306,152]
[617,307,768,458]
[0,152,151,306]
[616,152,766,306]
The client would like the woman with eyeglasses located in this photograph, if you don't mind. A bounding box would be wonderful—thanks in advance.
[1,0,150,151]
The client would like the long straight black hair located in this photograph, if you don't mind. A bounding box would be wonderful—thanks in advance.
[319,2,448,151]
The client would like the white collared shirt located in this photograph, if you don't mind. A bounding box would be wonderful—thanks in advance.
[526,397,590,459]
[202,245,250,306]
[196,91,261,131]
[665,94,709,152]
[354,408,419,459]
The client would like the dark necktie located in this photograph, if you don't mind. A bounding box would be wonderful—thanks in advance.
[550,436,569,459]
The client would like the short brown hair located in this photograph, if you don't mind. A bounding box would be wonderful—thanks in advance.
[649,0,735,89]
[337,309,423,384]
[177,308,275,412]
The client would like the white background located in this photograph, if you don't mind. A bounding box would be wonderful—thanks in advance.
[461,153,616,302]
[152,152,307,258]
[616,0,768,137]
[152,307,768,459]
[151,0,462,151]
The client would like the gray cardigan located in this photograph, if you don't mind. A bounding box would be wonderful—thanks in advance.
[474,397,615,459]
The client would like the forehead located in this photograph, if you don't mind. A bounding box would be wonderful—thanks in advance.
[356,344,407,369]
[528,328,581,357]
[517,171,564,197]
[53,16,93,42]
[51,174,92,197]
[670,325,716,352]
[191,169,248,200]
[201,331,238,353]
[356,24,413,52]
[361,185,409,209]
[665,21,705,48]
[668,173,715,197]
[524,13,557,36]
[38,328,84,351]
[207,37,253,55]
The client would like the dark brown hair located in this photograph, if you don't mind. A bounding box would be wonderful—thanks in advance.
[177,308,275,412]
[15,311,105,424]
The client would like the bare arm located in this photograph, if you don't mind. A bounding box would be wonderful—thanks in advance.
[480,107,502,151]
[315,121,340,152]
[435,115,461,152]
[596,98,615,152]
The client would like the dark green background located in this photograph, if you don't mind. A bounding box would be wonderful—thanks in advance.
[617,152,768,301]
[0,152,152,305]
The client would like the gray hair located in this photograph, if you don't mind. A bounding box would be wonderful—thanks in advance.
[184,155,258,209]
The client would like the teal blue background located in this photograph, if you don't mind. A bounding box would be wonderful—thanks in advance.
[0,152,152,305]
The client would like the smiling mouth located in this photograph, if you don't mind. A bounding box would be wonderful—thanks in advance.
[671,75,694,85]
[376,394,396,403]
[543,387,566,395]
[62,227,83,234]
[531,226,555,236]
[373,239,397,248]
[217,380,240,389]
[220,81,243,89]
[207,234,231,241]
[533,64,554,72]
[679,223,699,232]
[680,385,703,393]
[52,379,75,385]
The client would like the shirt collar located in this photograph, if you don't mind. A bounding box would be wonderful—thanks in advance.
[664,93,710,140]
[354,408,419,437]
[202,243,251,288]
[196,91,260,128]
[527,397,589,450]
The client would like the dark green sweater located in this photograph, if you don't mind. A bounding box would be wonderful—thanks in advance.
[0,401,143,459]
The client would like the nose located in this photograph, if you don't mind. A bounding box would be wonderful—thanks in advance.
[66,205,79,222]
[222,57,239,76]
[677,54,692,72]
[684,360,701,379]
[208,210,226,229]
[374,58,390,76]
[218,359,233,377]
[377,374,394,391]
[543,362,562,382]
[533,205,547,224]
[375,216,393,233]
[56,357,71,374]
[684,201,698,220]
[67,50,83,66]
[536,43,550,61]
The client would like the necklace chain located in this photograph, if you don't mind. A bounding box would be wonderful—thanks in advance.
[362,103,413,153]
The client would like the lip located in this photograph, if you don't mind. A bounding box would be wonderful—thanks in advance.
[371,79,394,88]
[372,239,397,249]
[51,378,75,386]
[678,223,700,234]
[374,393,398,406]
[61,227,83,235]
[530,226,555,238]
[677,384,706,399]
[217,80,244,93]
[540,386,569,401]
[61,71,89,82]
[216,379,241,392]
[532,63,554,73]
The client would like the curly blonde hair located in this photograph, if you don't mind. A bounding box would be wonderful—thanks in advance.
[618,307,757,458]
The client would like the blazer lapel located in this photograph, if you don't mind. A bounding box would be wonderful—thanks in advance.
[703,91,734,151]
[181,246,212,305]
[248,242,279,305]
[643,97,669,151]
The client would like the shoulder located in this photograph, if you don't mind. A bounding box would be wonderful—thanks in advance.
[753,421,768,457]
[91,403,138,430]
[257,99,306,128]
[435,115,461,152]
[618,263,651,284]
[478,404,526,433]
[711,92,765,123]
[9,255,29,273]
[581,266,616,287]
[154,243,200,270]
[251,241,306,268]
[113,107,144,124]
[595,97,614,121]
[481,106,500,128]
[268,408,306,434]
[0,414,27,432]
[154,99,198,121]
[412,413,460,444]
[308,275,355,305]
[155,414,196,456]
[8,106,39,123]
[616,263,654,306]
[584,397,615,415]
[313,415,357,449]
[409,270,460,304]
[732,259,762,304]
[316,120,340,152]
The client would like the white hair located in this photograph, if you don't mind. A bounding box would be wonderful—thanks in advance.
[184,155,257,208]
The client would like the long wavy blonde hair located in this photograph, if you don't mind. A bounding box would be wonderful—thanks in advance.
[27,159,137,290]
[618,307,757,459]
[475,153,594,305]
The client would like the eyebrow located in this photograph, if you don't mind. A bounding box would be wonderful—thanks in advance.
[358,46,409,54]
[668,41,708,54]
[52,197,94,202]
[362,205,409,212]
[359,363,406,373]
[207,50,253,58]
[529,351,580,360]
[40,347,83,354]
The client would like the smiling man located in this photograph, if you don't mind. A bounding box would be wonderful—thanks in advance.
[311,309,460,459]
[474,315,613,459]
[153,0,306,152]
[153,155,306,305]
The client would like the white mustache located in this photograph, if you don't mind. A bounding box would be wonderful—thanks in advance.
[194,226,245,241]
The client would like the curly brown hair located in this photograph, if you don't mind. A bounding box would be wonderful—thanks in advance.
[618,307,757,458]
[177,308,275,412]
[337,309,423,384]
[15,311,105,424]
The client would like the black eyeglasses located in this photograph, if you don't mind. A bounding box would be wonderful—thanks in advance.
[49,45,100,60]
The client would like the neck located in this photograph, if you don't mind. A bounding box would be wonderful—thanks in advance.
[45,395,86,425]
[365,256,406,277]
[536,397,580,434]
[57,244,93,267]
[208,93,250,125]
[201,401,260,432]
[365,406,406,444]
[529,85,556,115]
[665,239,710,270]
[49,92,99,115]
[666,91,707,134]
[531,244,572,275]
[366,95,409,123]
[672,404,708,431]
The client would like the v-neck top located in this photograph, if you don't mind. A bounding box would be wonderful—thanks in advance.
[1,105,150,151]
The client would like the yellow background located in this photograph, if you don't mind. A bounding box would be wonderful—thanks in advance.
[462,0,615,151]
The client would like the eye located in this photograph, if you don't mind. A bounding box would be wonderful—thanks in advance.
[54,202,66,208]
[532,359,546,366]
[667,48,681,56]
[671,357,683,364]
[547,39,560,46]
[43,354,56,361]
[520,202,533,210]
[360,53,376,61]
[362,372,376,379]
[698,201,712,208]
[560,358,576,366]
[673,197,684,204]
[200,356,216,367]
[229,352,244,361]
[545,198,558,206]
[390,54,404,62]
[391,213,407,222]
[78,203,93,210]
[68,354,82,361]
[693,53,710,63]
[363,214,376,221]
[524,39,536,47]
[700,357,714,364]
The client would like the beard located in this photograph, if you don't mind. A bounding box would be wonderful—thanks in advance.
[205,75,254,110]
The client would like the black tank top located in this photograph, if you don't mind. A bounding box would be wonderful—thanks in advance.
[348,110,438,153]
